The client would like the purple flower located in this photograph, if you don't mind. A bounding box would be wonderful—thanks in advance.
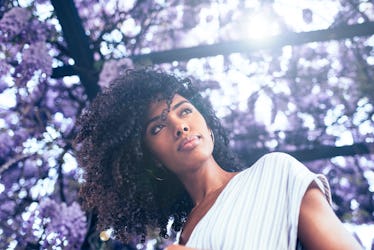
[14,41,53,84]
[302,9,313,24]
[22,42,53,76]
[0,60,11,77]
[33,199,87,249]
[0,200,16,218]
[0,131,14,159]
[0,78,8,93]
[45,89,60,109]
[20,19,50,43]
[0,7,31,42]
[23,159,40,179]
[0,167,22,190]
[99,58,133,88]
[38,198,59,218]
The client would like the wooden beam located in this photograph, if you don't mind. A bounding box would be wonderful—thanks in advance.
[52,22,374,78]
[236,142,374,165]
[131,22,374,64]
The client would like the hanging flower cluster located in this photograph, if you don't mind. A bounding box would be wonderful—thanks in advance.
[0,7,54,86]
[0,7,31,42]
[25,199,87,249]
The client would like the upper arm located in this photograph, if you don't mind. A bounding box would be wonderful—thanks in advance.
[298,182,362,250]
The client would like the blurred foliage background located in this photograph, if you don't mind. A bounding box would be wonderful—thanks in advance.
[0,0,373,249]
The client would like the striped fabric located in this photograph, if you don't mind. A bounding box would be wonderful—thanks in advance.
[185,152,332,250]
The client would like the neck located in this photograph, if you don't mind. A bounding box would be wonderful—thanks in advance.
[177,157,237,206]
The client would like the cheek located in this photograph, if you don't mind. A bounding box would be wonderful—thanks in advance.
[196,116,210,135]
[147,138,170,161]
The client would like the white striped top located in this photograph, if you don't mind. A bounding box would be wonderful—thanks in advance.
[185,152,332,250]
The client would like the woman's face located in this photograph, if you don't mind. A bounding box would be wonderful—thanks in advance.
[144,94,214,176]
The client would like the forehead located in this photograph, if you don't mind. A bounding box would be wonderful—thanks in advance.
[147,94,187,117]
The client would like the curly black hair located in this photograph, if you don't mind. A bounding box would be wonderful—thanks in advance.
[75,69,240,242]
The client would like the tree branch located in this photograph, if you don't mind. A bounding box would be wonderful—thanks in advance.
[50,0,100,100]
[0,154,32,175]
[51,65,77,78]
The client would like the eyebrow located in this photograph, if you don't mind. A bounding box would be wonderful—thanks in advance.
[145,100,190,129]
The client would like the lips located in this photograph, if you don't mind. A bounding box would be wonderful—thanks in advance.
[178,135,201,151]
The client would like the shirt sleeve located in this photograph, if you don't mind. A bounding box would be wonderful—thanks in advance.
[184,152,333,250]
[261,152,332,250]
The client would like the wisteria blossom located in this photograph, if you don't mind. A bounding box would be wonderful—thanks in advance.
[18,41,53,78]
[27,199,87,249]
[98,58,134,88]
[0,7,31,42]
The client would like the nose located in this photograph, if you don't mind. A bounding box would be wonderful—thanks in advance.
[175,124,189,138]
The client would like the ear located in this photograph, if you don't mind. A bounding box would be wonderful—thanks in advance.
[209,128,215,144]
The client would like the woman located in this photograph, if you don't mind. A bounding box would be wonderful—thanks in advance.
[76,69,361,249]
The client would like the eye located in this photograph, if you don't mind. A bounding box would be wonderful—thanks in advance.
[180,108,192,116]
[150,124,165,135]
